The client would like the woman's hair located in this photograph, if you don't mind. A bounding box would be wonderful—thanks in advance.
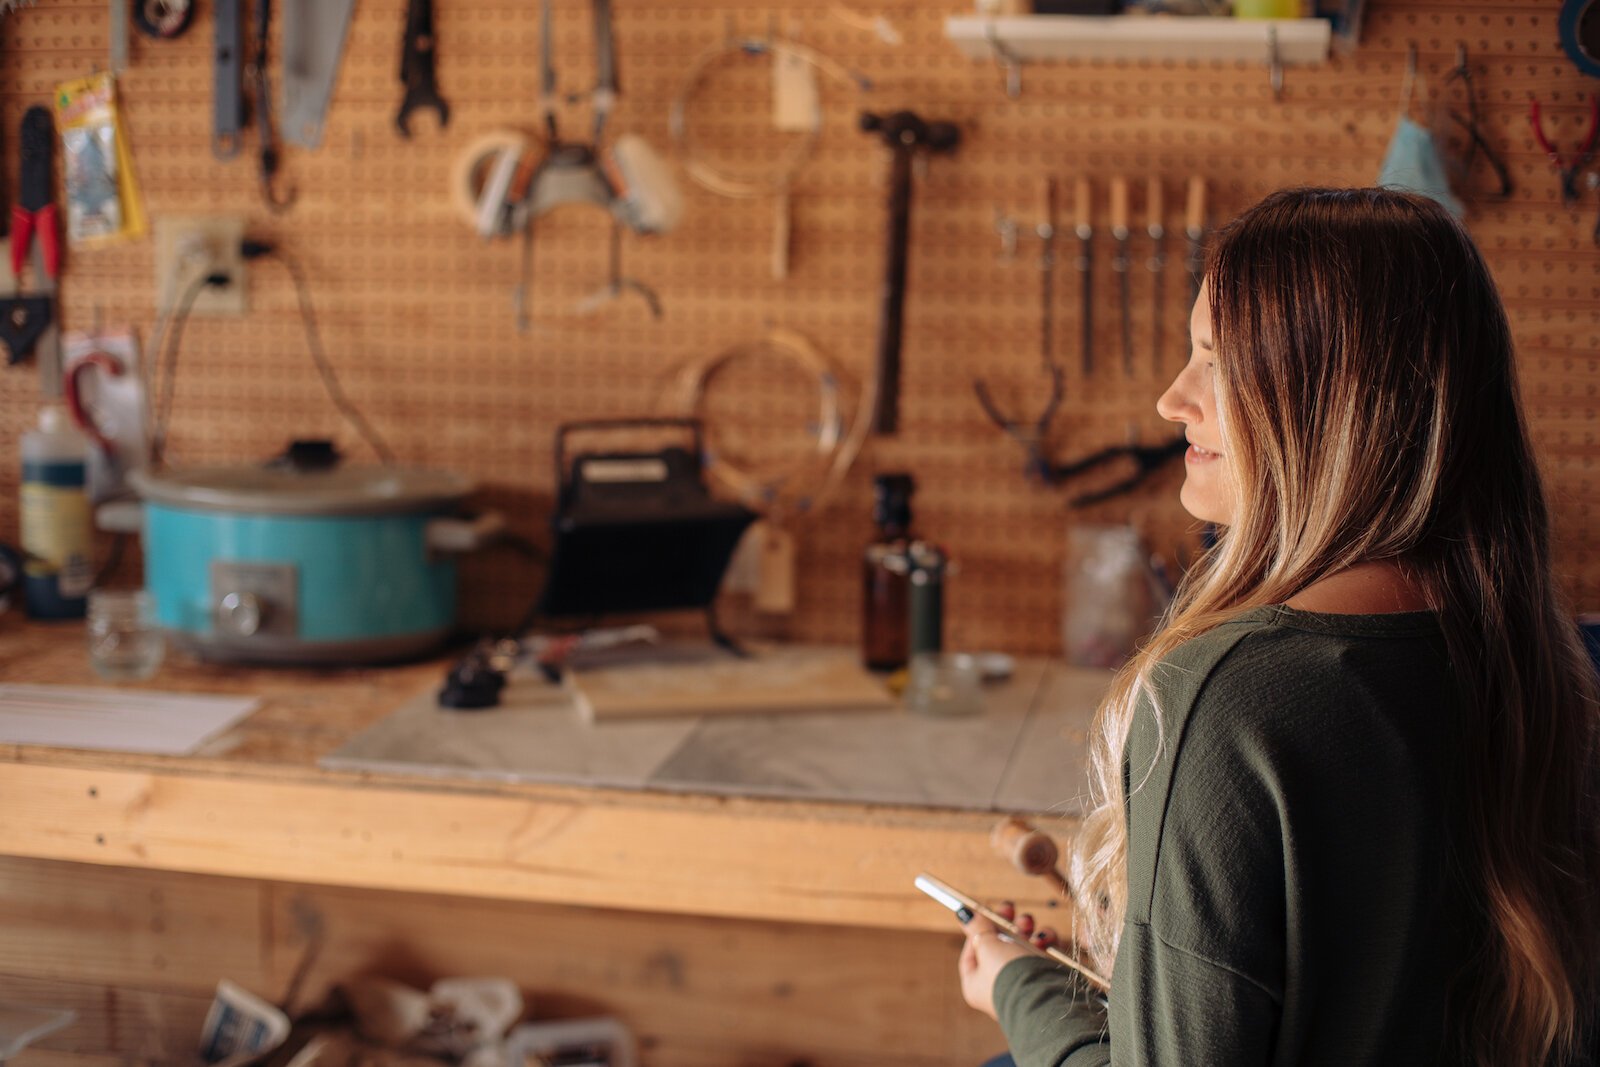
[1069,186,1600,1066]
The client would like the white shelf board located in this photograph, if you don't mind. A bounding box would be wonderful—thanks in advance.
[945,14,1331,65]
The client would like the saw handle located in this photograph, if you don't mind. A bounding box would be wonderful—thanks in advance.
[1074,176,1091,234]
[1109,176,1129,237]
[1186,175,1207,237]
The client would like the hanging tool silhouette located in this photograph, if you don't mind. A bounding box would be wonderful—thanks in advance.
[861,110,960,435]
[3,107,57,365]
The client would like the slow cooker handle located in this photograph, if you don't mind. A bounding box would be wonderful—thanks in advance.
[426,511,507,554]
[95,499,145,534]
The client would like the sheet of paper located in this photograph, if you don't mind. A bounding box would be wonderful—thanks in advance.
[0,684,259,755]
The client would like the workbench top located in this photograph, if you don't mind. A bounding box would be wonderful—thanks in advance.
[0,617,1105,932]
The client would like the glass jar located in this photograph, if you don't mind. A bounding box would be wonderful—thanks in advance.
[87,589,165,682]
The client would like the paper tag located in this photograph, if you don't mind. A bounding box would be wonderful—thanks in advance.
[772,49,820,133]
[755,524,797,615]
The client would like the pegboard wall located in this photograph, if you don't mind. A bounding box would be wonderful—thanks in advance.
[1,1,1597,656]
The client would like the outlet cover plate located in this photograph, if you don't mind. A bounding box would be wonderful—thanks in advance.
[153,216,247,316]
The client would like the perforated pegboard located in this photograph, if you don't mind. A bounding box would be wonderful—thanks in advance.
[1,0,1596,655]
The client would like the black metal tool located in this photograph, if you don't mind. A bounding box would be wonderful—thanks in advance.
[213,0,244,159]
[1073,176,1094,377]
[1184,175,1205,308]
[1110,176,1133,379]
[1146,176,1165,374]
[1439,46,1512,204]
[1053,436,1187,509]
[861,110,960,436]
[396,0,449,138]
[253,0,297,212]
[0,296,51,365]
[1035,176,1056,373]
[11,107,58,282]
[973,362,1064,486]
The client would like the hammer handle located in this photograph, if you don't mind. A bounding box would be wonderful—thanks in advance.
[992,817,1071,898]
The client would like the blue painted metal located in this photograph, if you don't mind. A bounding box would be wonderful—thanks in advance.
[1561,0,1600,79]
[143,503,456,640]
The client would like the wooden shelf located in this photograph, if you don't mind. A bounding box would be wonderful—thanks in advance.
[945,13,1332,65]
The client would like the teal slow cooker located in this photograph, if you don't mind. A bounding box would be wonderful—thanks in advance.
[122,464,501,665]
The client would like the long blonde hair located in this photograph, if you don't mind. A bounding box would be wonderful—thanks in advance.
[1069,187,1600,1066]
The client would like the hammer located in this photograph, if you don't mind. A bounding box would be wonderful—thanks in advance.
[860,110,961,435]
[991,816,1071,899]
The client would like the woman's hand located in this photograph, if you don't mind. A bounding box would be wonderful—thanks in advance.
[958,901,1060,1020]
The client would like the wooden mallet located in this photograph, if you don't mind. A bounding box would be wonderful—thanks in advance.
[991,816,1071,899]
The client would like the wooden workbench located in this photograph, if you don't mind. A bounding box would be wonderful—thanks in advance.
[0,617,1093,1067]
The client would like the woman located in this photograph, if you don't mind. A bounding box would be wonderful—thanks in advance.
[956,187,1600,1066]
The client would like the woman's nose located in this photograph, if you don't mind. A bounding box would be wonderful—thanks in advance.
[1156,374,1196,424]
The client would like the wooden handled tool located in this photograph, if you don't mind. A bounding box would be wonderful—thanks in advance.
[1185,175,1207,305]
[991,816,1071,899]
[1036,176,1056,373]
[1109,176,1133,378]
[1146,176,1166,374]
[861,110,962,436]
[1073,176,1094,378]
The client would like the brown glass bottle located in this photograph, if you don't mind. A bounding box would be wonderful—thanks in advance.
[862,473,915,672]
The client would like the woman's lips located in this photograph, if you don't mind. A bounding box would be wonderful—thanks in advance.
[1186,443,1221,464]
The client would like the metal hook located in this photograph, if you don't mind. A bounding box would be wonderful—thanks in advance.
[993,208,1019,260]
[1267,24,1283,103]
[972,363,1065,485]
[261,167,298,214]
[984,22,1022,100]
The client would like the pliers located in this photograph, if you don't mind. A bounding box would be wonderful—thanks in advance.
[11,106,59,280]
[1050,436,1188,509]
[1529,94,1599,205]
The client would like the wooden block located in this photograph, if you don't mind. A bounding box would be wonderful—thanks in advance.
[566,645,894,722]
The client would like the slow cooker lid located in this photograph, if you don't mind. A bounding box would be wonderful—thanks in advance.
[130,465,473,516]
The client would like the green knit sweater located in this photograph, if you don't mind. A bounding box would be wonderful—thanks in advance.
[995,606,1474,1066]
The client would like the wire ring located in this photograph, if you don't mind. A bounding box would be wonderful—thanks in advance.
[664,328,853,519]
[670,37,868,200]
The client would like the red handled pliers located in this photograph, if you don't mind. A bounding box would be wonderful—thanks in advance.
[11,106,59,280]
[1529,94,1600,205]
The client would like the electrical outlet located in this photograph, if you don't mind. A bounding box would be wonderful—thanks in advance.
[153,216,247,316]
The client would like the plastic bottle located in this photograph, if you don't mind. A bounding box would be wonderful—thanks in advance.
[862,473,915,672]
[21,405,93,619]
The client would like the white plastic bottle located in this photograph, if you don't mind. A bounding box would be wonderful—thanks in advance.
[20,405,92,619]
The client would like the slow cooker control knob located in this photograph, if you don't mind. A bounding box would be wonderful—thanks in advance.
[217,591,266,637]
